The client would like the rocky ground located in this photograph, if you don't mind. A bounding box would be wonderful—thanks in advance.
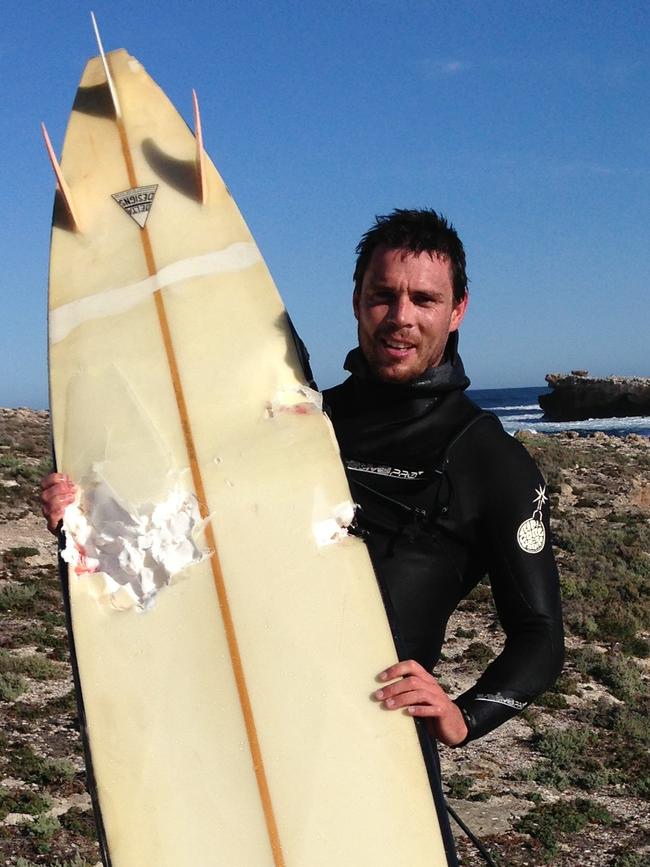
[0,408,648,866]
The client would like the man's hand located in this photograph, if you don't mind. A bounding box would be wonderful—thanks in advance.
[374,659,468,747]
[41,473,77,535]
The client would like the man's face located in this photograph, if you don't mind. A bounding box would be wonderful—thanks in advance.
[353,246,468,384]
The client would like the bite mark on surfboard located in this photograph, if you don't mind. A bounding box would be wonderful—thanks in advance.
[265,385,323,418]
[62,474,207,611]
[312,499,356,546]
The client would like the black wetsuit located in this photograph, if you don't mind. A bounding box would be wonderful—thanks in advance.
[323,336,564,743]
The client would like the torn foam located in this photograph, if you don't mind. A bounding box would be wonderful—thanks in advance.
[62,475,206,611]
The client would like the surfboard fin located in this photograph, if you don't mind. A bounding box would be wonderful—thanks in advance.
[90,11,123,120]
[192,89,207,204]
[41,123,81,232]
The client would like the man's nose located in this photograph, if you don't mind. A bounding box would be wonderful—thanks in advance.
[389,295,413,326]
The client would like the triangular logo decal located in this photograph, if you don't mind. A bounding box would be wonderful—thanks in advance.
[112,184,158,228]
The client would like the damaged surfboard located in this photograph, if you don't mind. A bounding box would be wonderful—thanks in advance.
[45,20,448,867]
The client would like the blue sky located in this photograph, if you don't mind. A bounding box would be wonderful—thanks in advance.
[2,1,649,408]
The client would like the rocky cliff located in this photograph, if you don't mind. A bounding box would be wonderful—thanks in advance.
[539,372,650,421]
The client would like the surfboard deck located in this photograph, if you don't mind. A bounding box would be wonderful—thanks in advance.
[48,48,449,866]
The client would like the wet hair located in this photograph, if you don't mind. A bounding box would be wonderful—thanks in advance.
[353,208,468,304]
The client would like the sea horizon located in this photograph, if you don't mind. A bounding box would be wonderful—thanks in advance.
[469,385,650,438]
[2,384,649,439]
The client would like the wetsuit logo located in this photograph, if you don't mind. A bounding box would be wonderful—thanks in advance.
[476,692,527,710]
[112,184,158,228]
[346,459,424,481]
[517,485,547,554]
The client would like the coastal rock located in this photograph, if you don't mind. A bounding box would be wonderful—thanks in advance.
[539,372,650,421]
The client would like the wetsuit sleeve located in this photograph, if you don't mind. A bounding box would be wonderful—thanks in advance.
[453,419,564,742]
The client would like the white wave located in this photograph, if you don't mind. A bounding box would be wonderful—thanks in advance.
[492,403,541,411]
[502,412,543,422]
[502,415,650,436]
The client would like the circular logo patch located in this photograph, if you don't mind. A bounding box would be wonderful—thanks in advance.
[517,517,546,554]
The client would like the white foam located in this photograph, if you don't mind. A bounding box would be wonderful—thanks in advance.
[312,500,355,546]
[62,476,206,611]
[503,415,650,436]
[492,403,540,411]
[266,385,323,418]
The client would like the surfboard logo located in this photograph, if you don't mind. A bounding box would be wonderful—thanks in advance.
[112,184,158,228]
[517,484,547,554]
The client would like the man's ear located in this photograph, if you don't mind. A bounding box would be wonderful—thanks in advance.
[450,291,469,332]
[352,288,360,321]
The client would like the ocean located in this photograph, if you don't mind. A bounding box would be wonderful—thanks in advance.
[468,386,650,438]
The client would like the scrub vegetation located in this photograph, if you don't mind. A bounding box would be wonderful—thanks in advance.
[1,408,649,865]
[442,430,649,865]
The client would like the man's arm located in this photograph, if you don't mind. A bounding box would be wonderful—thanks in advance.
[453,420,564,742]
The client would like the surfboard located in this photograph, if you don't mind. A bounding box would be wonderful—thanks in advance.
[46,40,449,867]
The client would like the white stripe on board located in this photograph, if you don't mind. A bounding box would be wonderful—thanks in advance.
[50,242,262,343]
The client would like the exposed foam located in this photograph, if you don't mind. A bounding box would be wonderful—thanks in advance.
[62,475,206,611]
[312,499,356,546]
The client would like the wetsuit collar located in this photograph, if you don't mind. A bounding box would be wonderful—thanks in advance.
[343,332,470,396]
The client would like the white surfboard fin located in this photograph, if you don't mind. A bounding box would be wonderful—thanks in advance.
[41,122,81,232]
[192,89,207,204]
[90,11,122,120]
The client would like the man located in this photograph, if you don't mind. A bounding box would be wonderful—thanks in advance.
[322,208,564,748]
[43,208,563,741]
[42,207,563,858]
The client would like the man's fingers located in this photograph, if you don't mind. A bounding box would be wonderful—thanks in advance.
[40,474,77,535]
[41,492,74,516]
[379,689,443,711]
[406,705,445,717]
[41,472,71,491]
[375,675,441,701]
[378,659,429,682]
[41,485,73,504]
[373,660,467,745]
[42,500,70,532]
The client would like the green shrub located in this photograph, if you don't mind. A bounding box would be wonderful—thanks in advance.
[0,648,65,681]
[0,671,27,701]
[553,673,580,695]
[609,851,648,867]
[0,456,51,485]
[0,788,51,821]
[17,854,96,867]
[59,807,96,836]
[570,647,644,703]
[446,773,475,799]
[4,546,40,562]
[516,797,613,859]
[622,636,650,658]
[5,742,76,786]
[22,812,61,854]
[464,642,495,666]
[536,691,568,710]
[0,583,37,612]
